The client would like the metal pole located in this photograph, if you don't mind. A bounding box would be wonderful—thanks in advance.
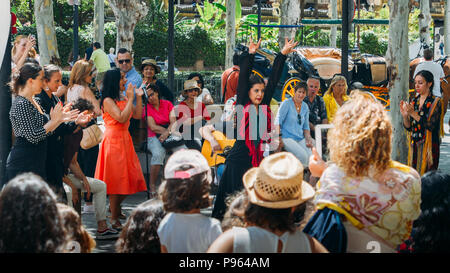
[357,0,360,48]
[0,32,12,187]
[257,0,262,40]
[168,0,175,92]
[73,4,79,62]
[341,0,349,81]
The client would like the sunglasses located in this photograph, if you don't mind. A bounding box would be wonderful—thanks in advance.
[297,113,303,125]
[118,59,131,64]
[186,88,199,93]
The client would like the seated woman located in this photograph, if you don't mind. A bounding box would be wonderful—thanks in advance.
[323,74,349,122]
[187,72,214,105]
[174,79,211,151]
[142,83,186,197]
[275,81,314,168]
[304,91,422,253]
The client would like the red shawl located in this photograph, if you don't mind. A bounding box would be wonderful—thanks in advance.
[238,103,272,167]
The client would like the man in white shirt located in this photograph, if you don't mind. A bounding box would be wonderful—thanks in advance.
[414,48,445,97]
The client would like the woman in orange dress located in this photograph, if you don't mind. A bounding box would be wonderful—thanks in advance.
[95,68,147,230]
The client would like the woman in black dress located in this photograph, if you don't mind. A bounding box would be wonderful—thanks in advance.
[4,62,78,185]
[211,38,298,220]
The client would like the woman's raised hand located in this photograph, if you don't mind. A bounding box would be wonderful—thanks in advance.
[248,37,262,54]
[126,83,136,100]
[400,100,410,118]
[75,110,94,127]
[50,102,79,124]
[281,38,298,56]
[135,87,144,98]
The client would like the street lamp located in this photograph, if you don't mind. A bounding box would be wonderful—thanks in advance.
[68,0,81,64]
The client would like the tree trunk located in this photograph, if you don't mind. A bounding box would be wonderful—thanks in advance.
[419,0,432,48]
[330,0,338,47]
[225,0,236,69]
[386,0,410,164]
[109,0,148,51]
[34,0,60,65]
[445,0,450,55]
[94,0,105,48]
[278,0,301,49]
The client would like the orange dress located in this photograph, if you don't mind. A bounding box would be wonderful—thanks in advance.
[95,100,147,195]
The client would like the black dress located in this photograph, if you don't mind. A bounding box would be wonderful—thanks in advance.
[4,96,51,185]
[35,91,77,201]
[211,51,287,220]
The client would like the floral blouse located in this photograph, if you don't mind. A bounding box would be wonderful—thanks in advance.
[314,161,422,247]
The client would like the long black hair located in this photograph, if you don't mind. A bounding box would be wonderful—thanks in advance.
[411,171,450,252]
[100,68,122,107]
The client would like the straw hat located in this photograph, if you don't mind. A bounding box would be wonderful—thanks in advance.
[141,59,161,74]
[183,79,201,92]
[242,152,315,209]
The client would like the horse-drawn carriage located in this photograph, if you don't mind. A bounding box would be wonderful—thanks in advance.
[241,44,391,108]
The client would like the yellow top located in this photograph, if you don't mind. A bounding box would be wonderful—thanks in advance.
[323,91,350,122]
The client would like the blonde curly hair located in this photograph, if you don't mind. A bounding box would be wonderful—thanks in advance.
[328,90,392,177]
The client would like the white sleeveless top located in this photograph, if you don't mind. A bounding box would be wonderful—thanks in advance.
[232,226,312,253]
[67,84,85,103]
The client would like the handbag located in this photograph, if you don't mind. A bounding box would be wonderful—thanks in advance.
[161,133,185,149]
[80,123,104,150]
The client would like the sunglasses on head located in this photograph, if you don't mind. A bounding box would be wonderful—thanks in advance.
[118,59,131,64]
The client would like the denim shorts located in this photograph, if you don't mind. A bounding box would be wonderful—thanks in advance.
[147,136,166,165]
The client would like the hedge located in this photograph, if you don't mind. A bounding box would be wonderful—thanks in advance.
[15,22,226,69]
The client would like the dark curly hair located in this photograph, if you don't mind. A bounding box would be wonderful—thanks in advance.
[57,203,96,253]
[0,173,68,253]
[411,171,450,253]
[116,199,165,253]
[162,170,211,213]
[244,202,307,233]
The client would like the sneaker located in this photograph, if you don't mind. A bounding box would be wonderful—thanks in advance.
[82,204,95,214]
[96,228,119,240]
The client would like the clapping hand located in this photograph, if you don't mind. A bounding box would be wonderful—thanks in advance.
[75,110,94,127]
[126,83,136,100]
[135,87,144,98]
[50,102,79,124]
[248,36,262,54]
[281,37,298,56]
[400,100,414,118]
[26,35,36,51]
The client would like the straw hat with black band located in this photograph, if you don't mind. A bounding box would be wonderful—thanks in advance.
[242,152,315,209]
[182,79,202,97]
[140,59,161,74]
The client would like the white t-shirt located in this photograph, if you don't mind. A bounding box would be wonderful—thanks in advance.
[196,88,211,103]
[232,226,312,253]
[413,61,445,97]
[157,212,222,253]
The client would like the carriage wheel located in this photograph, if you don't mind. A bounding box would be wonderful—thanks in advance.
[281,77,302,101]
[252,70,264,80]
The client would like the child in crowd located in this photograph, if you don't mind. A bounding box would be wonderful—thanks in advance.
[221,190,247,232]
[116,199,166,253]
[57,203,96,253]
[158,149,222,253]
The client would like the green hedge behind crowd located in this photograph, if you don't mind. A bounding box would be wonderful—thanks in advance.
[15,23,226,69]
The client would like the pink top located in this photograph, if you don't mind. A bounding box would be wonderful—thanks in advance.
[142,99,174,137]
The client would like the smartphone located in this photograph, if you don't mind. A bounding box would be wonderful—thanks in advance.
[83,192,93,202]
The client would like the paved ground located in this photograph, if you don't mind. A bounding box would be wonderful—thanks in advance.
[81,110,450,253]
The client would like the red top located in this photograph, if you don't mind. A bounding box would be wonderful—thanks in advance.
[176,101,211,121]
[221,66,240,102]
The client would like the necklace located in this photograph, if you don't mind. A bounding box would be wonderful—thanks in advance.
[294,101,301,112]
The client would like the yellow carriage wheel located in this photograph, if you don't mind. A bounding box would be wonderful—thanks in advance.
[251,70,264,80]
[281,77,302,101]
